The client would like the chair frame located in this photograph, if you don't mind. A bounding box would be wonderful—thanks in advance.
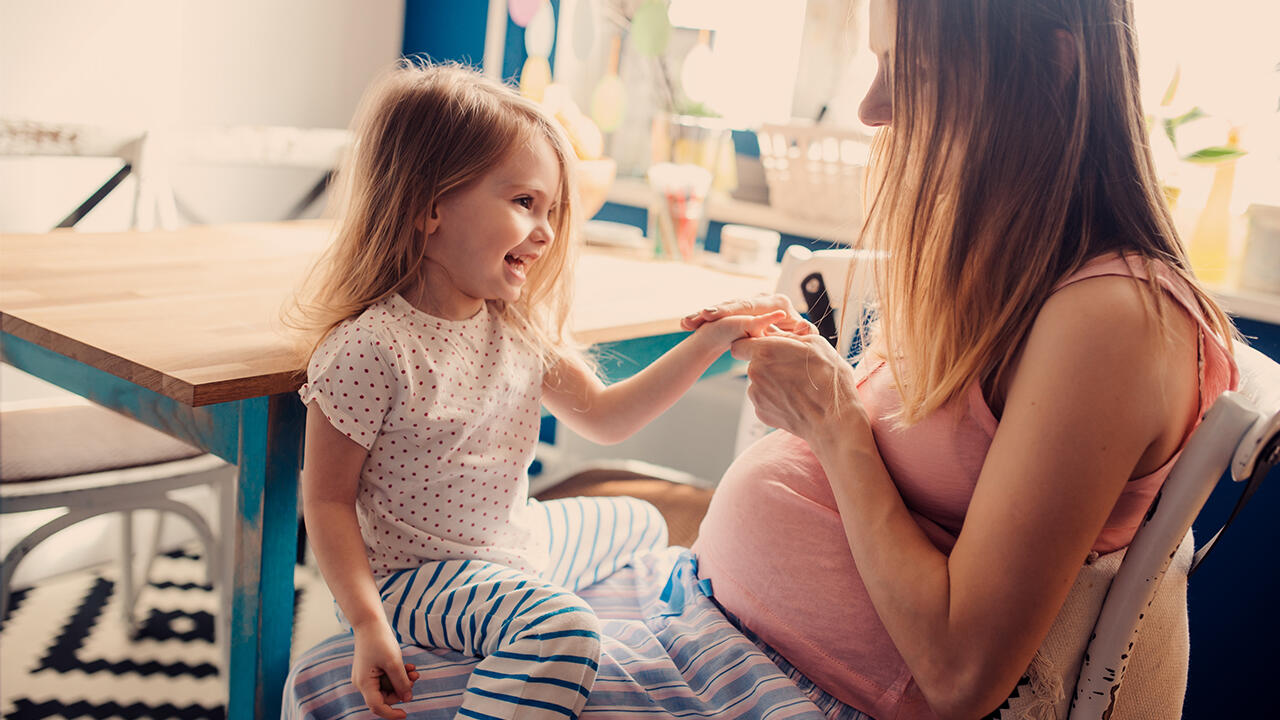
[0,454,234,632]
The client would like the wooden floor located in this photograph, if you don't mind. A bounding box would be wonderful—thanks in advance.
[535,470,715,549]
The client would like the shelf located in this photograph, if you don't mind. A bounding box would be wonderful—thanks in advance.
[1212,286,1280,326]
[607,177,860,245]
[606,178,1280,327]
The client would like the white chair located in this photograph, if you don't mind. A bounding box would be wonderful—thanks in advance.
[0,399,233,635]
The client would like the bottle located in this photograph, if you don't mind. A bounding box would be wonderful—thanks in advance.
[1186,128,1240,286]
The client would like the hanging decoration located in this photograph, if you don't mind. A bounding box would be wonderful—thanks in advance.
[591,35,627,132]
[518,0,555,103]
[630,0,671,58]
[680,29,715,105]
[508,0,540,28]
[520,54,553,102]
[525,0,556,58]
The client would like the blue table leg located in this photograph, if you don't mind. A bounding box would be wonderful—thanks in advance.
[228,393,304,720]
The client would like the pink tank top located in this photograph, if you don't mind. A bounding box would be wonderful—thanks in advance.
[692,254,1237,720]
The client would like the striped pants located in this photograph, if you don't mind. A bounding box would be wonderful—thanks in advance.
[374,496,668,720]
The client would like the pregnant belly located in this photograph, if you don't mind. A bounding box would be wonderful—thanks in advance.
[691,431,915,712]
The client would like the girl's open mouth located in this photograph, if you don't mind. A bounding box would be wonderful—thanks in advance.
[505,253,532,280]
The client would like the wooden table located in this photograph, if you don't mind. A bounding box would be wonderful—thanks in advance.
[0,220,771,719]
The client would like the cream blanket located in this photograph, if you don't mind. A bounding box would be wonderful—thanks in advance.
[1001,532,1193,719]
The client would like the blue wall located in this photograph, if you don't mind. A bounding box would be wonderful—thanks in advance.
[402,0,488,67]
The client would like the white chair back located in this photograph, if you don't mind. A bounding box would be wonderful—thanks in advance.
[1068,342,1280,718]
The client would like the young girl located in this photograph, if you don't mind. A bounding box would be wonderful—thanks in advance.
[685,0,1238,718]
[291,62,780,720]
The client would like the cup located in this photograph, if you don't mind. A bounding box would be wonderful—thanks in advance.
[647,162,712,262]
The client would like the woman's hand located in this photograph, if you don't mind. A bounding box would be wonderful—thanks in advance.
[682,293,817,336]
[730,330,868,446]
[351,619,419,720]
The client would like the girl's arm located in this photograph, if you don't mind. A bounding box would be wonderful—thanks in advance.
[730,276,1200,720]
[301,403,418,720]
[542,311,785,445]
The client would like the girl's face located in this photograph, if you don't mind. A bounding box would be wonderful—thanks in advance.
[415,134,561,319]
[859,0,895,128]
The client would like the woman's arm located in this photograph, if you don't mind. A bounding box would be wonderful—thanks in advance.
[301,403,418,720]
[543,311,785,445]
[731,276,1199,719]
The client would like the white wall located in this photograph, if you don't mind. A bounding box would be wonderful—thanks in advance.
[0,0,404,232]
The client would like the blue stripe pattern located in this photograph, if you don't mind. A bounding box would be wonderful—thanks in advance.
[286,548,872,719]
[359,496,667,719]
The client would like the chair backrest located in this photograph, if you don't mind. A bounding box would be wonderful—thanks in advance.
[156,125,351,227]
[1068,342,1280,718]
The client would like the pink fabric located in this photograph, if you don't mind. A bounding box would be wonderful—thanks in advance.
[692,254,1237,720]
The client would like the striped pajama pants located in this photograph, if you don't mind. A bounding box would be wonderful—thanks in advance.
[373,496,668,720]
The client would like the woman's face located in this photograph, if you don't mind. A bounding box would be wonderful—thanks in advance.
[858,0,894,128]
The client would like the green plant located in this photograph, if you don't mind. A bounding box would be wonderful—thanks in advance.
[1155,66,1247,165]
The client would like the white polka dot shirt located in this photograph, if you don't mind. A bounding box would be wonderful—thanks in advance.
[300,294,549,575]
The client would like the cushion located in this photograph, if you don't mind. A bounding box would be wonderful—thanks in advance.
[1,404,203,483]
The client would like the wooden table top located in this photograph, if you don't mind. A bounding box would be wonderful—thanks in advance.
[1,221,772,406]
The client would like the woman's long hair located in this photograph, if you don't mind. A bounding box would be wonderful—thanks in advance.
[287,60,579,369]
[860,0,1234,424]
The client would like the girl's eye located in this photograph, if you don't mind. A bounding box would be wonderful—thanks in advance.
[515,196,533,209]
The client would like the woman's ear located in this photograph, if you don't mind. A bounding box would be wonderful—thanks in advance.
[415,205,442,236]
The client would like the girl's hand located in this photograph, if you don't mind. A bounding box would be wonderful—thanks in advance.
[351,620,419,720]
[682,293,816,336]
[693,309,789,350]
[730,330,867,445]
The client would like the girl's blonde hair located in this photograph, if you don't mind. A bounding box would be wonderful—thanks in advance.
[288,60,579,369]
[859,0,1234,424]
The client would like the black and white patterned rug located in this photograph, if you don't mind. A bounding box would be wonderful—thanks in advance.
[0,549,342,720]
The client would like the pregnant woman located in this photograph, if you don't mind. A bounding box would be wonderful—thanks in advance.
[685,0,1237,717]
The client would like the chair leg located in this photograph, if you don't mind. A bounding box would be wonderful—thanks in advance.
[132,508,168,628]
[0,548,18,624]
[119,509,137,635]
[145,507,166,571]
